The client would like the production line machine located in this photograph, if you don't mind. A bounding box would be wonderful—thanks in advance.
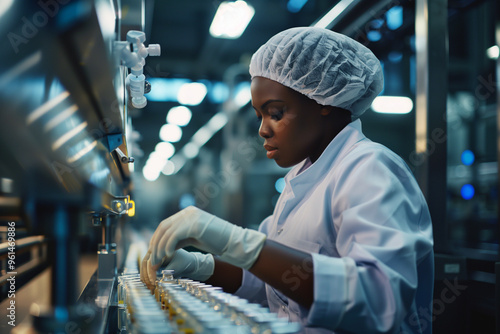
[0,1,301,333]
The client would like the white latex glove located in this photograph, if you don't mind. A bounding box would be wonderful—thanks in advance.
[144,249,214,284]
[140,249,154,286]
[148,206,266,271]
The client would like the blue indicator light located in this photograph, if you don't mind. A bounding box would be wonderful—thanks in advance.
[460,184,475,200]
[275,178,285,193]
[367,30,382,42]
[461,150,475,166]
[287,0,308,13]
[179,193,196,209]
[386,6,403,30]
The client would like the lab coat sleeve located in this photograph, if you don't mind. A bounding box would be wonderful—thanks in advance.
[233,216,272,305]
[307,150,433,333]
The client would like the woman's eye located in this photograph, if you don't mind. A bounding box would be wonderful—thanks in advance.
[270,110,283,121]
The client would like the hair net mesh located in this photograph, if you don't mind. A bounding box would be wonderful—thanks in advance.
[249,27,384,120]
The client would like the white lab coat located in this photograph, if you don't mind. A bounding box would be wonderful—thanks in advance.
[235,119,434,334]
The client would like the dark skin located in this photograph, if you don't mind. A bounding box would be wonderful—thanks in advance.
[207,77,351,308]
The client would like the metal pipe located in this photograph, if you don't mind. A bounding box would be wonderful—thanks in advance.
[50,205,78,312]
[415,0,448,253]
[0,196,22,219]
[0,235,47,256]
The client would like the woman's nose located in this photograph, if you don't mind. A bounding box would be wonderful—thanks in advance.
[259,120,272,138]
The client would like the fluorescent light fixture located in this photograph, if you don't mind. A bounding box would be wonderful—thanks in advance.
[486,45,499,60]
[209,1,255,39]
[182,142,200,159]
[167,106,192,126]
[177,82,207,105]
[147,151,167,168]
[170,156,187,174]
[312,0,357,29]
[159,124,182,142]
[234,82,252,107]
[167,111,230,174]
[155,141,175,159]
[162,160,176,175]
[143,164,161,181]
[192,127,213,147]
[0,0,13,17]
[371,96,413,114]
[207,112,229,132]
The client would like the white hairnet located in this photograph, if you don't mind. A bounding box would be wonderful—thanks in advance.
[249,27,384,120]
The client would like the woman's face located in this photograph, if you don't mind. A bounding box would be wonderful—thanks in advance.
[251,76,330,168]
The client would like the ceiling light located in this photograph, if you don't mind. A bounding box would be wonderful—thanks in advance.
[234,82,251,107]
[159,123,182,142]
[486,45,499,60]
[147,151,167,168]
[177,82,207,105]
[162,160,176,175]
[312,0,358,29]
[191,128,212,147]
[207,112,228,132]
[155,141,175,159]
[371,96,413,114]
[0,0,13,17]
[209,1,255,39]
[167,106,192,126]
[182,143,200,159]
[143,164,161,181]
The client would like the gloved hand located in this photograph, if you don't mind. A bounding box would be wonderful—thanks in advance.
[143,249,215,285]
[148,206,266,272]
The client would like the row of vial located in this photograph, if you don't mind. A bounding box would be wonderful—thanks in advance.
[117,268,301,334]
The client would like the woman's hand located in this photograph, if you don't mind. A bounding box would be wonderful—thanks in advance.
[146,206,266,270]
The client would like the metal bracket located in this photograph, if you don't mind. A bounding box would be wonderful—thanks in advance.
[104,133,123,152]
[102,195,130,216]
[97,243,117,279]
[89,194,132,217]
[114,147,135,164]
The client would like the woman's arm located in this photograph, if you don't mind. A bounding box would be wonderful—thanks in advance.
[207,239,314,307]
[205,258,243,293]
[249,239,314,308]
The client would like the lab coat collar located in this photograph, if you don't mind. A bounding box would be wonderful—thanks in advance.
[285,119,366,191]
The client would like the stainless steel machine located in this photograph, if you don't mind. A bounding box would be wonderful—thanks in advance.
[0,0,153,332]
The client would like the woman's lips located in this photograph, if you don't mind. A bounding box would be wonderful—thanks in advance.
[264,144,278,159]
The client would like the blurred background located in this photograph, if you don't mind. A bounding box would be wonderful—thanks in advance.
[0,0,498,333]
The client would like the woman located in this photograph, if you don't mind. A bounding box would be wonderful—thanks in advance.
[141,27,434,334]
